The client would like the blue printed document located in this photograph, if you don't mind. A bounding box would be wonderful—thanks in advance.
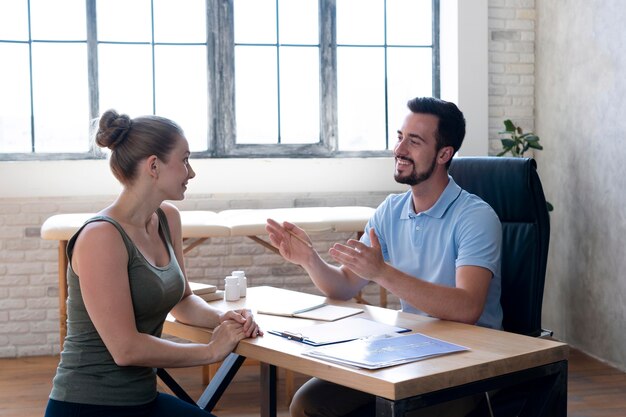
[303,332,468,369]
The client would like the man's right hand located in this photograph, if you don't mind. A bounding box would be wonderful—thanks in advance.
[265,218,314,265]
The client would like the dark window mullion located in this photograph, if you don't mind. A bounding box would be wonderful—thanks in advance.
[275,0,282,144]
[212,0,235,156]
[383,0,389,150]
[86,0,98,126]
[27,0,35,152]
[432,0,440,98]
[150,0,156,114]
[319,0,337,152]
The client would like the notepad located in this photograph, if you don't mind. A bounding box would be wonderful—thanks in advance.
[269,317,410,346]
[257,302,363,322]
[303,332,469,369]
[190,282,223,301]
[197,290,225,302]
[190,282,217,295]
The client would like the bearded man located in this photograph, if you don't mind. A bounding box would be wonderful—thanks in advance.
[266,97,502,417]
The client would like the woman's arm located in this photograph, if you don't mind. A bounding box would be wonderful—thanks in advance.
[161,202,261,338]
[74,220,246,368]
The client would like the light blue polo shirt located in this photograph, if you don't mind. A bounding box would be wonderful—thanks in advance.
[361,176,503,329]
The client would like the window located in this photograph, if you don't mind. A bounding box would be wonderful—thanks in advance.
[0,0,438,161]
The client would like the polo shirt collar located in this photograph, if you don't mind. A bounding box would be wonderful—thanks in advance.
[401,176,462,219]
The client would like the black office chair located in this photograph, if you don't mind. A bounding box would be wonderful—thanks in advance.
[449,156,550,337]
[450,156,554,417]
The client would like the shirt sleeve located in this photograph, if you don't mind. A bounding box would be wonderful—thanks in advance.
[455,200,502,276]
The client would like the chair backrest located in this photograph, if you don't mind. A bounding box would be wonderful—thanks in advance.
[449,156,550,337]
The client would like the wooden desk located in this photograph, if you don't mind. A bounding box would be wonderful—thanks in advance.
[40,207,375,350]
[163,286,569,417]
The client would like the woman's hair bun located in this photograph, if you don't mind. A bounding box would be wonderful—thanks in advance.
[95,109,133,150]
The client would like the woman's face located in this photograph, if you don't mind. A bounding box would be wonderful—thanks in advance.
[157,135,195,200]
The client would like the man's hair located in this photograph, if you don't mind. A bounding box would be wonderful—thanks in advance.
[407,97,466,167]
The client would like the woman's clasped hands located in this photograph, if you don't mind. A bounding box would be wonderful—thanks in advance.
[210,309,263,361]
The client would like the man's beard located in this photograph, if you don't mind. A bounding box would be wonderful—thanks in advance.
[394,154,437,186]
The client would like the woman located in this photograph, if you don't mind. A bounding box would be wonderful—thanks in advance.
[44,110,262,416]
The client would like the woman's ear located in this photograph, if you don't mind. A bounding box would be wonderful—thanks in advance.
[146,155,159,178]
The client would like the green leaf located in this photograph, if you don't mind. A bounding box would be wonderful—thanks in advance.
[503,120,516,132]
[501,138,516,148]
[525,135,540,142]
[546,201,554,212]
[528,142,544,150]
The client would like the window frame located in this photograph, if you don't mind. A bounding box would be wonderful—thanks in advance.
[0,0,439,161]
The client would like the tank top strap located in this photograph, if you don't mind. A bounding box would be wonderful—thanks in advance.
[66,216,136,264]
[155,208,174,247]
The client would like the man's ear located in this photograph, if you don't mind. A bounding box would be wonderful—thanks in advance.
[438,146,454,165]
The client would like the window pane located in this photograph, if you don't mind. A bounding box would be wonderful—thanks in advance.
[97,0,152,42]
[0,0,28,40]
[31,43,89,153]
[387,48,433,135]
[235,46,278,144]
[280,47,319,144]
[234,0,276,44]
[30,0,86,40]
[387,0,432,45]
[98,44,153,118]
[153,0,206,43]
[336,0,384,45]
[278,0,318,45]
[155,45,208,152]
[0,44,31,152]
[337,48,386,151]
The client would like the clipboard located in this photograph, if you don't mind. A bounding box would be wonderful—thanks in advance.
[303,332,469,369]
[269,317,410,346]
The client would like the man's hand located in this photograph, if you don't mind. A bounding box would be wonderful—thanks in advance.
[329,228,388,281]
[265,218,315,265]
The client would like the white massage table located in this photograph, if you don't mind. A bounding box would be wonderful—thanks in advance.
[41,206,378,350]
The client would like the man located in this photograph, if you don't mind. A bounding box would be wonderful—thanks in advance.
[266,97,502,417]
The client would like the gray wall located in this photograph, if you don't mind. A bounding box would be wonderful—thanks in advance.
[536,0,626,371]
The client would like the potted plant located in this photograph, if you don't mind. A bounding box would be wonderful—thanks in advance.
[497,119,553,211]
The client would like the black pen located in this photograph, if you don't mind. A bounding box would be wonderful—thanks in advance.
[278,331,305,342]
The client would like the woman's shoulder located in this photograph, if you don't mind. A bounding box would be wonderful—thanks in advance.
[75,217,125,246]
[159,201,180,217]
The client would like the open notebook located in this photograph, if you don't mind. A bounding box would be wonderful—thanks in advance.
[269,317,409,346]
[257,302,363,322]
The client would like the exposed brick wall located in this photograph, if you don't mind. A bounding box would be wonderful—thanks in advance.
[488,0,536,155]
[0,192,393,357]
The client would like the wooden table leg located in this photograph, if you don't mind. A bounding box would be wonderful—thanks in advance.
[58,240,68,351]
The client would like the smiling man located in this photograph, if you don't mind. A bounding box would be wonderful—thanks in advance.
[266,97,503,417]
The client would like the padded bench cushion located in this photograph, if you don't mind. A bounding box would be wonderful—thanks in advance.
[41,207,376,241]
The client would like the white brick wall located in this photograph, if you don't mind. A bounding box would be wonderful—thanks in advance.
[0,0,537,358]
[0,192,392,357]
[488,0,536,155]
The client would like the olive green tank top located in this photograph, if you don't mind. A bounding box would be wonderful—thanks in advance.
[49,209,185,405]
